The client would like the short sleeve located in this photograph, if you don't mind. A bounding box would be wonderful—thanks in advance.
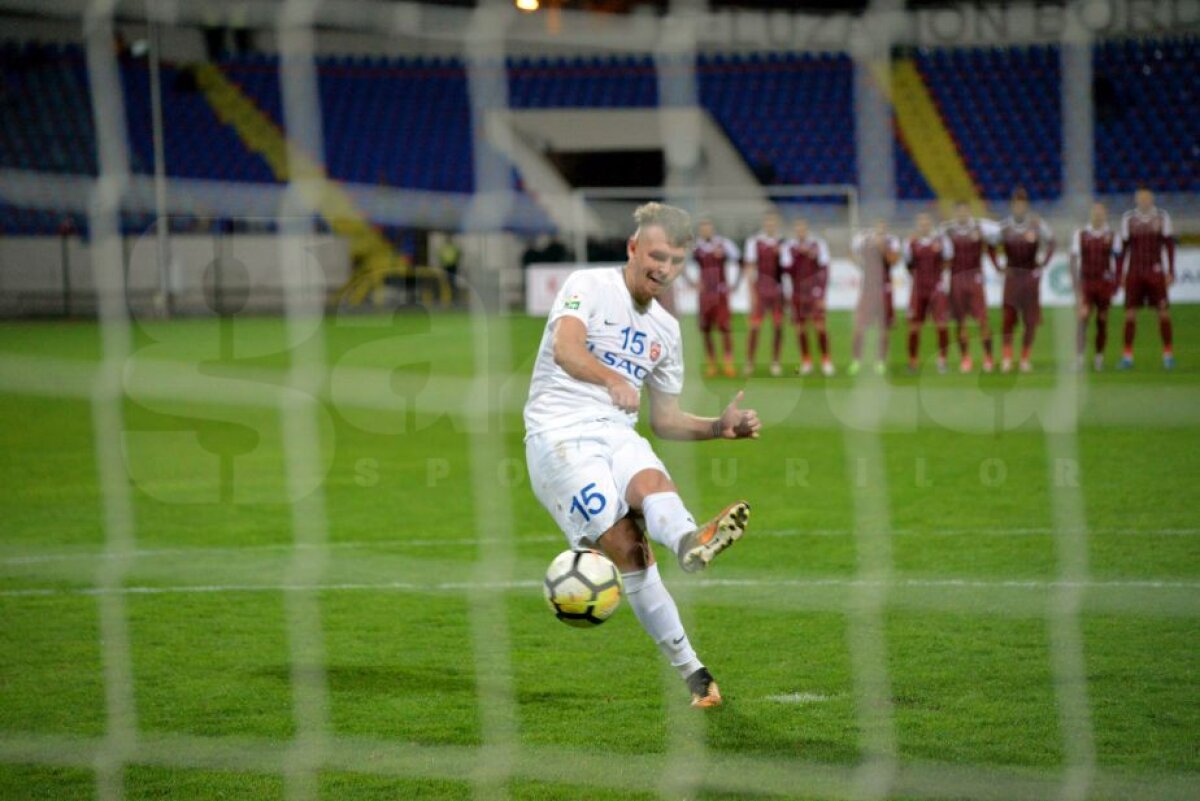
[1070,230,1081,257]
[941,235,954,258]
[850,233,865,260]
[780,241,794,268]
[1111,235,1123,256]
[818,238,831,267]
[724,238,740,262]
[979,219,1002,244]
[547,269,600,328]
[646,325,684,395]
[743,237,758,264]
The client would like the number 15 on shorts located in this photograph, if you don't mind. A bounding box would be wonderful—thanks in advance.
[570,482,607,522]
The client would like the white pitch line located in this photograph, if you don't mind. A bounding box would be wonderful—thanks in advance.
[765,692,832,704]
[3,527,1196,567]
[1,576,1196,599]
[0,536,562,566]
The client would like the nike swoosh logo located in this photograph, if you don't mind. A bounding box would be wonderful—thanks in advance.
[672,635,686,645]
[603,319,618,326]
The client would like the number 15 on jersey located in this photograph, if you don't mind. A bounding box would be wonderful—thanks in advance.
[569,482,607,522]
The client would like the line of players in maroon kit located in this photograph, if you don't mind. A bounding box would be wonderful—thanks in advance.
[686,187,1177,376]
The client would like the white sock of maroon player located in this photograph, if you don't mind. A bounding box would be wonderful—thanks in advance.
[747,326,760,365]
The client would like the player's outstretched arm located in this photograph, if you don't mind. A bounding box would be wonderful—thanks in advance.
[648,388,761,441]
[1039,230,1056,271]
[553,316,639,413]
[987,244,1003,272]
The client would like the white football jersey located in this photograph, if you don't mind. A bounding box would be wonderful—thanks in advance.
[524,267,685,438]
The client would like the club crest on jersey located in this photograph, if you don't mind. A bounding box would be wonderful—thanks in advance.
[563,294,581,310]
[649,341,662,361]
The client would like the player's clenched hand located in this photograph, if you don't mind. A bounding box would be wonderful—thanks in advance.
[606,377,640,413]
[717,390,761,439]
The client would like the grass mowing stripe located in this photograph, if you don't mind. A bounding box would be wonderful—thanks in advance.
[4,526,1194,566]
[2,576,1197,600]
[0,733,1196,801]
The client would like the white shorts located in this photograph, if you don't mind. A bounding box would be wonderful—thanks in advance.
[525,422,670,549]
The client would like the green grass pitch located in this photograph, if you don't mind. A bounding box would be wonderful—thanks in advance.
[0,305,1197,800]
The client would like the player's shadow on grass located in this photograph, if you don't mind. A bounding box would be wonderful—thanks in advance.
[254,665,474,695]
[704,704,859,764]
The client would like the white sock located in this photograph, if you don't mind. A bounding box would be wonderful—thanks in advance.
[640,491,696,555]
[621,564,703,680]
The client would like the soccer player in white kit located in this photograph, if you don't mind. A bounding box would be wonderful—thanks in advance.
[524,203,760,708]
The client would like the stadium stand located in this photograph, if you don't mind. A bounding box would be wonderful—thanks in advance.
[1,37,1196,234]
[912,44,1063,201]
[694,52,856,188]
[1092,37,1198,195]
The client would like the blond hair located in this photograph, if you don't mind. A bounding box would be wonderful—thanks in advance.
[633,202,693,247]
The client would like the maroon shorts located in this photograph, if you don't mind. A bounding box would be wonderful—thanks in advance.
[698,291,731,332]
[909,288,949,325]
[791,279,827,323]
[1124,272,1169,309]
[949,272,987,323]
[750,286,785,326]
[1080,280,1115,312]
[855,286,894,328]
[1003,269,1041,326]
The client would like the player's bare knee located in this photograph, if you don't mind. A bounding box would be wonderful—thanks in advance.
[625,468,676,506]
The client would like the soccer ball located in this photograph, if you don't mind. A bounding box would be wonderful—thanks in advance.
[543,549,623,628]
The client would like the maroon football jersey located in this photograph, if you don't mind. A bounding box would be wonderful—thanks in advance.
[999,216,1054,271]
[945,221,984,275]
[1072,226,1118,282]
[692,236,739,295]
[744,233,784,288]
[782,235,830,284]
[1120,208,1173,277]
[905,235,952,294]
